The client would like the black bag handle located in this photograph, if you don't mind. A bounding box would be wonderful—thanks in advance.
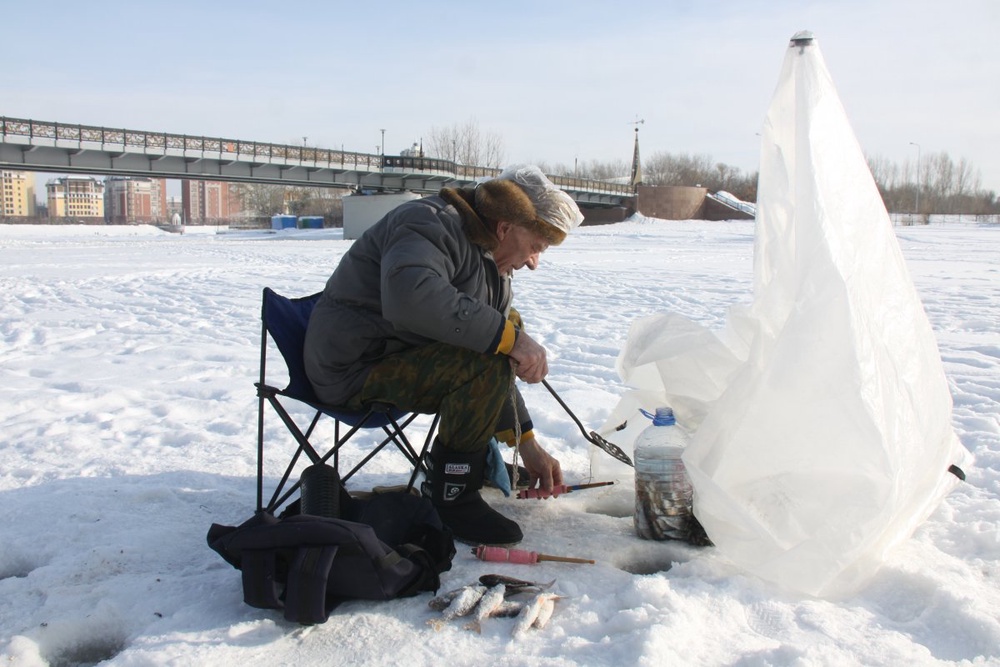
[284,545,340,624]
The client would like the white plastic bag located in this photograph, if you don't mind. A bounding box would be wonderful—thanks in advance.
[608,32,971,597]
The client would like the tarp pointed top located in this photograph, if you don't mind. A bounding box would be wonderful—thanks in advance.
[789,30,815,48]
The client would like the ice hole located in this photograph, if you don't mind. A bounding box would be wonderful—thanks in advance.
[34,609,129,667]
[46,634,126,667]
[0,553,38,580]
[617,554,674,575]
[583,493,633,519]
[613,543,689,575]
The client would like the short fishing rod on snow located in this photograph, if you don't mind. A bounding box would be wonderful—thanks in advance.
[473,545,595,565]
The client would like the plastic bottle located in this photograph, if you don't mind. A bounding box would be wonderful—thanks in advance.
[633,407,693,541]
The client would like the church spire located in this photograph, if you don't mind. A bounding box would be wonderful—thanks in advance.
[629,118,644,191]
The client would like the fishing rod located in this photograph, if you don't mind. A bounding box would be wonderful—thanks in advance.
[473,545,595,565]
[516,480,615,499]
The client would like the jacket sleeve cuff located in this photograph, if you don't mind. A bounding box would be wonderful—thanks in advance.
[494,319,518,355]
[496,429,534,447]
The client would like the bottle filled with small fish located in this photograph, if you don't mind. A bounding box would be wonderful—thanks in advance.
[633,407,693,541]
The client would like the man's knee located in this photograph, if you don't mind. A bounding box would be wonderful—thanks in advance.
[428,344,511,390]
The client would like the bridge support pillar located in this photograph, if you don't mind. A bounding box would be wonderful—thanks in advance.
[342,191,421,239]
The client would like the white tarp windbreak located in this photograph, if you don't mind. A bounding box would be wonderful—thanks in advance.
[602,32,972,598]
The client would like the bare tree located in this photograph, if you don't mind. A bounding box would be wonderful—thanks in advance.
[868,154,905,211]
[284,186,348,225]
[540,152,758,200]
[639,151,758,202]
[231,183,287,217]
[866,150,996,215]
[425,119,506,168]
[533,161,574,178]
[643,152,715,186]
[579,158,630,181]
[954,156,979,200]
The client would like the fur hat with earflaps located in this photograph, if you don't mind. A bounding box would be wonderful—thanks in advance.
[493,165,585,246]
[473,178,538,231]
[440,164,584,249]
[440,179,538,252]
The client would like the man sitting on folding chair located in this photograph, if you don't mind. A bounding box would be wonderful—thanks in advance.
[303,165,584,545]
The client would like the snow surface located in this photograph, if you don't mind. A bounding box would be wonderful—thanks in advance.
[0,220,997,667]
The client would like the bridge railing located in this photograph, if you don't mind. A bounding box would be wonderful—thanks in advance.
[0,116,383,170]
[381,155,500,181]
[381,154,631,196]
[548,175,633,196]
[706,190,757,217]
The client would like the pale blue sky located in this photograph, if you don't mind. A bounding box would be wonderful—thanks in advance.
[3,0,998,190]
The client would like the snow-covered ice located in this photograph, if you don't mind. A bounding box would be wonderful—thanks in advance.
[1,220,998,666]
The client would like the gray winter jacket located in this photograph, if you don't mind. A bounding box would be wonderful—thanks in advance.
[303,192,512,405]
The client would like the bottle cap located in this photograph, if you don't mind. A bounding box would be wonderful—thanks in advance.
[640,407,676,426]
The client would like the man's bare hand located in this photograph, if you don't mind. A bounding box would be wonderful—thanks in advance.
[516,436,563,497]
[508,331,548,383]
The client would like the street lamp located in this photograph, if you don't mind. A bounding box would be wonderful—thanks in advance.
[909,141,921,215]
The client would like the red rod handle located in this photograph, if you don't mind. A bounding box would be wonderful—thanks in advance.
[516,481,615,500]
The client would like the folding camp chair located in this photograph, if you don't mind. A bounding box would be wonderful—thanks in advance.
[254,287,440,514]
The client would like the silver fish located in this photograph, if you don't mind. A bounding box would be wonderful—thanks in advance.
[478,574,555,596]
[512,593,559,637]
[463,584,506,633]
[427,587,465,611]
[490,600,524,618]
[635,473,693,540]
[532,596,556,629]
[428,585,486,630]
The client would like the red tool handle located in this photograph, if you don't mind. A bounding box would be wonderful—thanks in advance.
[516,480,615,500]
[475,545,537,564]
[473,545,595,565]
[518,485,569,499]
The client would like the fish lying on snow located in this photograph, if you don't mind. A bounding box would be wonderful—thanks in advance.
[533,596,556,630]
[463,584,507,633]
[427,587,465,612]
[491,600,525,618]
[428,577,561,634]
[478,573,555,596]
[513,593,561,637]
[427,585,486,631]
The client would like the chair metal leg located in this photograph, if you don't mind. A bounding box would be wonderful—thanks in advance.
[405,413,440,492]
[256,394,266,513]
[340,412,425,484]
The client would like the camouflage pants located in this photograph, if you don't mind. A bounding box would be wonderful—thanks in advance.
[346,343,530,452]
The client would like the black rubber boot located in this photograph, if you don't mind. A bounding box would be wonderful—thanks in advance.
[422,441,523,545]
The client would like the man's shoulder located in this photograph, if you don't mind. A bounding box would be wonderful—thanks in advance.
[395,195,455,220]
[388,196,463,235]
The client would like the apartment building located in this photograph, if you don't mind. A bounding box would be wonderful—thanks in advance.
[182,180,240,223]
[46,176,105,219]
[1,170,37,217]
[104,176,167,223]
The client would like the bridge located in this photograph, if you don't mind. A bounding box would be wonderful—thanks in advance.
[0,116,632,208]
